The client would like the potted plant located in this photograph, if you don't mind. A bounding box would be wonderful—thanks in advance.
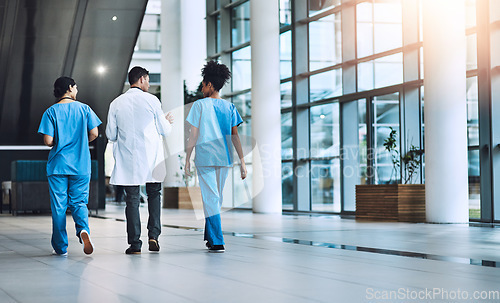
[356,127,426,222]
[163,154,202,209]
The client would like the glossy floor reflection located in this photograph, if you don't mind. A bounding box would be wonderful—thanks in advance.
[1,204,500,302]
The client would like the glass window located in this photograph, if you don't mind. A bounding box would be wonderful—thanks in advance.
[282,162,294,210]
[358,99,368,185]
[231,2,251,47]
[280,30,292,79]
[465,0,476,29]
[357,1,402,58]
[233,164,252,209]
[309,69,342,102]
[309,0,341,17]
[467,77,479,146]
[311,159,340,212]
[232,92,251,118]
[282,112,293,160]
[309,13,341,71]
[280,0,292,27]
[237,117,252,164]
[216,14,221,53]
[232,46,252,92]
[467,34,477,71]
[372,93,400,185]
[468,149,480,219]
[310,103,340,159]
[358,53,403,91]
[281,81,292,108]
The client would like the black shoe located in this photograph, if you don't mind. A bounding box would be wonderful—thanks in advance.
[125,247,141,254]
[208,245,225,253]
[148,238,160,252]
[205,241,212,249]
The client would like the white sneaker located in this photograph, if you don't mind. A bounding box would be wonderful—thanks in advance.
[80,230,94,255]
[52,250,68,257]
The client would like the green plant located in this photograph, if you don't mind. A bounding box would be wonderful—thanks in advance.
[383,127,424,184]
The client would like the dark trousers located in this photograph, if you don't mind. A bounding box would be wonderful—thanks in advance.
[124,183,162,249]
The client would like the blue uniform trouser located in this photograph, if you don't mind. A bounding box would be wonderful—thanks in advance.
[48,174,91,254]
[197,166,229,246]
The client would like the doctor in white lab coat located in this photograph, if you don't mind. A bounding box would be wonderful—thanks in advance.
[106,66,173,255]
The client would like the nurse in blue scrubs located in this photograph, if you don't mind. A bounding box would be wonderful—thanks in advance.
[38,77,101,256]
[185,61,247,253]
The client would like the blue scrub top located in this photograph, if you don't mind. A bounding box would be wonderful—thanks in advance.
[38,101,102,176]
[186,98,243,167]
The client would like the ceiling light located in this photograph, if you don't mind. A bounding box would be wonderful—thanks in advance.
[112,16,118,21]
[320,114,325,119]
[97,65,106,74]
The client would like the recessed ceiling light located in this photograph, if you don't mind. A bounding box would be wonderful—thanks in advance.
[112,16,118,21]
[97,65,106,74]
[320,114,325,119]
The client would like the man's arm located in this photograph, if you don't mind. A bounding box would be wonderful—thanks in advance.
[105,103,117,142]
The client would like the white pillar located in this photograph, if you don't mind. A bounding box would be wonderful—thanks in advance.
[423,0,468,223]
[250,0,282,213]
[181,0,206,91]
[161,0,184,186]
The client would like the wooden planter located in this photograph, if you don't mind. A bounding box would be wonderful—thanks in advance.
[355,184,425,222]
[163,187,202,210]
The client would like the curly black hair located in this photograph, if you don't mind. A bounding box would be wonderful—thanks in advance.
[53,76,76,98]
[201,60,231,91]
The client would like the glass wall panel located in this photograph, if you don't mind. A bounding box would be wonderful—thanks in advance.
[309,0,341,16]
[309,69,342,102]
[357,1,402,58]
[309,14,341,71]
[238,117,252,164]
[372,93,400,184]
[466,0,476,29]
[233,164,252,209]
[358,53,403,91]
[467,76,480,218]
[216,14,221,53]
[358,99,368,185]
[233,92,251,118]
[280,0,292,27]
[280,30,292,79]
[232,46,252,91]
[311,159,340,212]
[282,162,294,210]
[467,34,478,71]
[231,2,250,47]
[282,112,293,160]
[310,103,340,159]
[281,81,292,108]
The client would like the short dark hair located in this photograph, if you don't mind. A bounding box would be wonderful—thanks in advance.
[53,76,76,98]
[201,61,231,91]
[128,66,149,85]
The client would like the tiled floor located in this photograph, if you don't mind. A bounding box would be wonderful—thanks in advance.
[1,204,500,302]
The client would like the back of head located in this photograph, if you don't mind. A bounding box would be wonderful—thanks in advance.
[128,66,149,85]
[201,61,231,91]
[53,76,76,99]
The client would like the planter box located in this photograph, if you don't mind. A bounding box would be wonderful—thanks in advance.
[355,184,425,222]
[163,187,202,210]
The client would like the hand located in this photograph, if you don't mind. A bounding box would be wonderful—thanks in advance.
[185,160,191,177]
[165,112,174,124]
[240,163,247,180]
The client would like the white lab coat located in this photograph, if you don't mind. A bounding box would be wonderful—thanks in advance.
[106,88,172,185]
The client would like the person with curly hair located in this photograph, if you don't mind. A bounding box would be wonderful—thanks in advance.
[38,76,101,256]
[185,61,247,253]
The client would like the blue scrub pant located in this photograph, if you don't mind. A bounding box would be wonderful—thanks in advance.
[197,166,229,246]
[48,174,91,255]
